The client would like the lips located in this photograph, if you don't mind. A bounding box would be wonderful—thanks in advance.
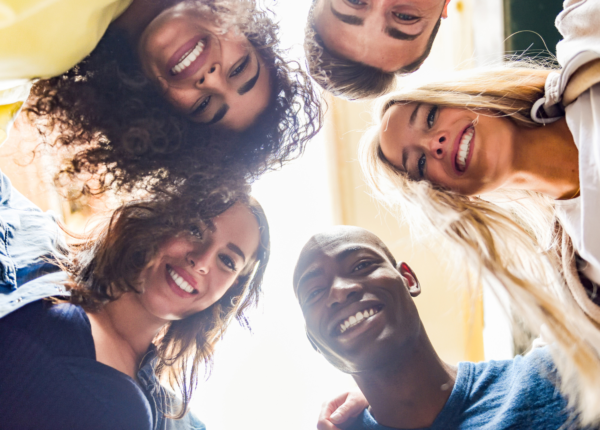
[328,301,384,337]
[165,35,211,82]
[165,264,198,298]
[452,124,475,175]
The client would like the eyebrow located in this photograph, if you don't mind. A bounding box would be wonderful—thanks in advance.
[227,243,246,263]
[297,267,325,293]
[385,27,422,41]
[206,104,229,125]
[335,246,370,263]
[330,4,363,26]
[237,57,261,96]
[409,103,422,126]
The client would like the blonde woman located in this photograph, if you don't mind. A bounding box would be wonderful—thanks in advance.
[355,62,600,428]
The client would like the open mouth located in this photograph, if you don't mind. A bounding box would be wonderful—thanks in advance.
[337,304,383,335]
[165,35,211,81]
[455,125,474,173]
[166,265,197,295]
[170,39,206,75]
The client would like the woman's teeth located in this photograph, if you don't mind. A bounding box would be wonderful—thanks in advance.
[456,126,474,172]
[339,307,380,334]
[168,267,195,294]
[171,40,205,75]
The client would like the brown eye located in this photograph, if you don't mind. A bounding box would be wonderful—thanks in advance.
[189,224,203,239]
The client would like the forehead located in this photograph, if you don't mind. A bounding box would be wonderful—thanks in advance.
[294,232,387,289]
[212,203,260,255]
[380,102,419,166]
[313,0,431,72]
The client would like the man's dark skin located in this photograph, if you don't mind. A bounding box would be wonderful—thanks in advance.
[293,226,456,428]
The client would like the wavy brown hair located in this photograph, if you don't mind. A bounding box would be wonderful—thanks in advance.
[26,0,323,195]
[63,182,270,418]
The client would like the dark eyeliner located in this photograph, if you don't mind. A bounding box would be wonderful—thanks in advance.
[230,54,250,78]
[193,95,211,115]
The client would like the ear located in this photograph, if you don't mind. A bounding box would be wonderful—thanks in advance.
[397,262,421,297]
[442,0,451,19]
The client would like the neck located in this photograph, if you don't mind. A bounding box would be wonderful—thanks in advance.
[352,329,457,429]
[504,118,579,200]
[87,293,167,379]
[111,0,179,44]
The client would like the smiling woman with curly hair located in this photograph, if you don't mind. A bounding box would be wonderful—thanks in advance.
[2,0,322,194]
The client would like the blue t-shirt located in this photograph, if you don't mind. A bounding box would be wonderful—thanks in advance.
[348,348,576,430]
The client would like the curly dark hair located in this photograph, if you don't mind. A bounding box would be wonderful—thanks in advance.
[26,0,323,195]
[63,180,270,418]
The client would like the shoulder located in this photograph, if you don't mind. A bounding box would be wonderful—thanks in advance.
[458,348,569,429]
[555,0,600,67]
[0,0,132,80]
[468,348,559,396]
[0,300,153,430]
[1,298,95,359]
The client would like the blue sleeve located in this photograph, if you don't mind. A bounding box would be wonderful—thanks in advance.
[462,348,570,430]
[0,168,65,293]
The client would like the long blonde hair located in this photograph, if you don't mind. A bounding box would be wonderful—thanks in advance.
[360,65,600,425]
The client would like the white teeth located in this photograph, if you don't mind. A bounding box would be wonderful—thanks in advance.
[170,41,205,75]
[339,307,381,333]
[456,127,474,171]
[168,268,195,294]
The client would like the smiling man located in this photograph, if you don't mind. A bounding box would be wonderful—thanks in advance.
[294,226,576,429]
[304,0,450,99]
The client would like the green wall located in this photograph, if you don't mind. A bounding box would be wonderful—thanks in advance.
[503,0,563,59]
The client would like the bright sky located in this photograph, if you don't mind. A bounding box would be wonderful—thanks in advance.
[191,2,357,429]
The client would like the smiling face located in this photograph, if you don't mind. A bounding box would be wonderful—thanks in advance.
[138,3,272,131]
[379,102,518,196]
[136,202,260,322]
[293,226,422,372]
[313,0,450,72]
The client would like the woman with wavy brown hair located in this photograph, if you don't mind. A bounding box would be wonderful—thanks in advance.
[0,169,270,429]
[2,0,322,194]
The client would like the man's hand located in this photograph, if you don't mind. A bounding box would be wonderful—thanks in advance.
[317,391,369,430]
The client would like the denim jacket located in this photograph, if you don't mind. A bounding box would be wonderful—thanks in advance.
[0,169,205,430]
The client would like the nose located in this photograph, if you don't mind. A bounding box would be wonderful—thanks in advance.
[326,277,362,309]
[196,63,223,89]
[428,133,448,160]
[187,249,211,275]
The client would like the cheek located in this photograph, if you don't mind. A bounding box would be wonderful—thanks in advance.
[160,86,197,113]
[426,159,454,188]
